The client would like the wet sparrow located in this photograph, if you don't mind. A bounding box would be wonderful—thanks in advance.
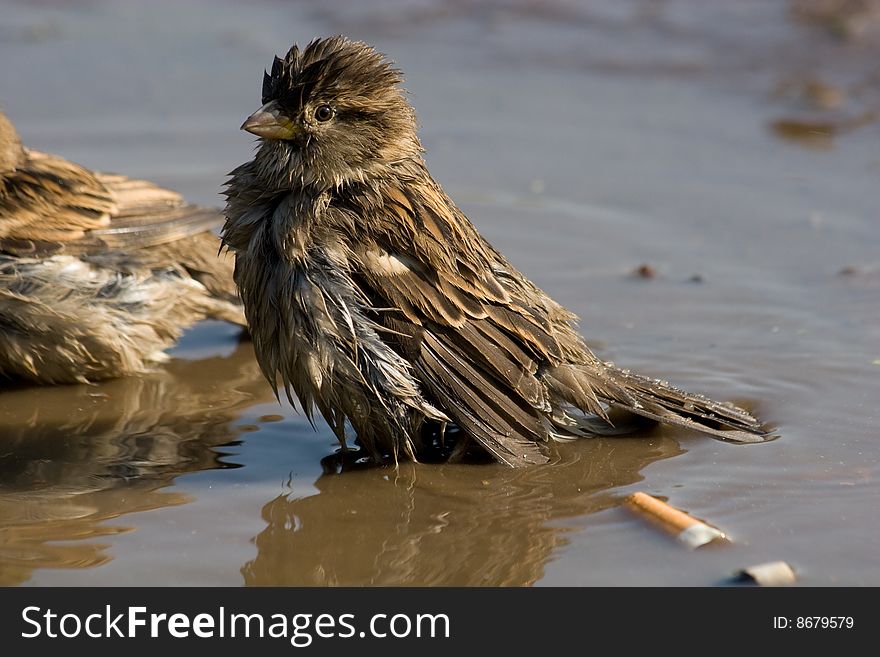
[222,37,769,467]
[0,111,245,385]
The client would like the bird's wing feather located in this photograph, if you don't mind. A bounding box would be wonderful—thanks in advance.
[0,150,222,257]
[343,178,572,466]
[85,171,223,251]
[0,150,115,248]
[379,315,550,467]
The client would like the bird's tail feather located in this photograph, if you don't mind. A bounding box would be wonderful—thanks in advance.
[601,364,771,443]
[545,362,772,443]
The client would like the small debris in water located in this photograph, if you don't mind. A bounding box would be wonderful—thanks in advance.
[770,117,836,148]
[632,263,657,279]
[770,109,880,148]
[259,414,285,423]
[625,492,728,549]
[733,560,797,586]
[688,273,704,283]
[236,424,259,433]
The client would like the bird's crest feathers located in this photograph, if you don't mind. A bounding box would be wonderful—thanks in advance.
[261,36,403,113]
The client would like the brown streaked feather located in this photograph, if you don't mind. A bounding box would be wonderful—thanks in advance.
[541,364,615,419]
[483,304,563,361]
[84,207,224,252]
[453,258,510,303]
[356,266,559,463]
[380,313,549,466]
[358,245,490,326]
[0,151,114,242]
[470,319,541,378]
[436,276,489,319]
[97,172,183,215]
[600,366,766,442]
[345,180,512,306]
[454,322,549,412]
[388,185,448,247]
[1,137,226,257]
[92,172,227,249]
[417,328,550,467]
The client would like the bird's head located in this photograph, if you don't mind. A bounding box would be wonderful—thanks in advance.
[242,36,421,191]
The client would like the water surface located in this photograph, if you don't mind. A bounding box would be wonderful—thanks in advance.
[1,0,878,586]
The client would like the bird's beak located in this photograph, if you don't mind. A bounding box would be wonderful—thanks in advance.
[240,101,300,140]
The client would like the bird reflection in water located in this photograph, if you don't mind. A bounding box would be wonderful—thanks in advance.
[242,435,684,586]
[0,339,272,585]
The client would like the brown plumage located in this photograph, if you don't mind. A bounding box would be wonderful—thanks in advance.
[0,111,245,385]
[222,36,771,467]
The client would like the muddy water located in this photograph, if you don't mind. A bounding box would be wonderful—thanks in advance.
[1,0,878,586]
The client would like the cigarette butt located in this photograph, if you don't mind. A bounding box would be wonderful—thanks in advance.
[735,561,797,586]
[625,491,727,549]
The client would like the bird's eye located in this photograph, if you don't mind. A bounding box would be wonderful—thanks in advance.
[314,105,334,122]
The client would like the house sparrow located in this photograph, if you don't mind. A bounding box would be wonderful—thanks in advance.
[222,36,770,467]
[0,110,245,385]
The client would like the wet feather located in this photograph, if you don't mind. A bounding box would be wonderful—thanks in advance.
[222,36,772,467]
[0,111,245,385]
